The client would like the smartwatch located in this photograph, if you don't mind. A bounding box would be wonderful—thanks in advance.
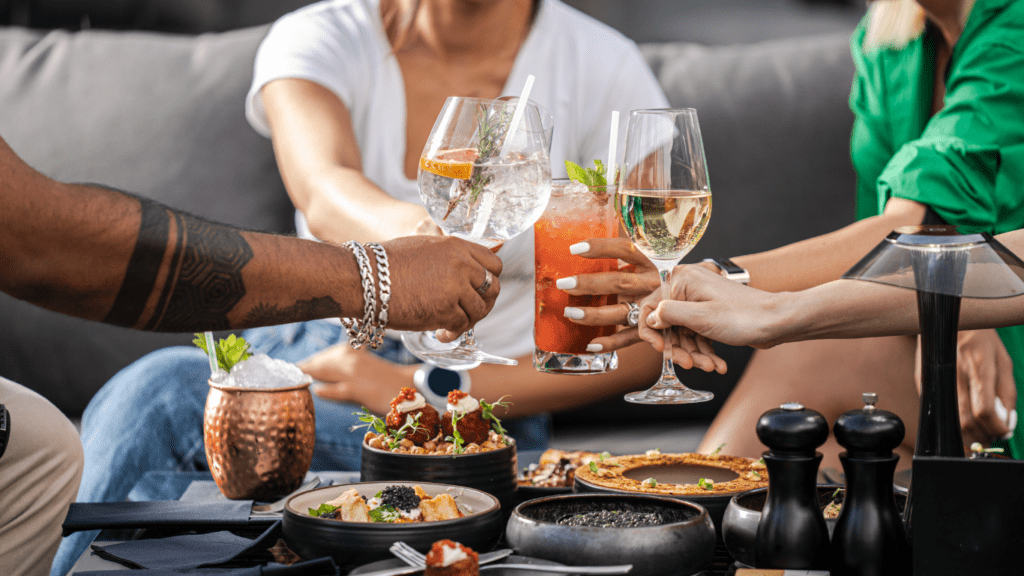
[702,258,750,285]
[413,365,471,409]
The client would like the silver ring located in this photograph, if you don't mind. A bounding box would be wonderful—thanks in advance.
[625,302,640,328]
[475,270,494,295]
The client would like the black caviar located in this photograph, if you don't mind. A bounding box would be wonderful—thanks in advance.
[557,510,665,528]
[380,485,421,512]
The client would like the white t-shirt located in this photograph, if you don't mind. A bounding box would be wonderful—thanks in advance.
[246,0,669,358]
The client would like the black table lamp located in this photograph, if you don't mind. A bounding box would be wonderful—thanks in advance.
[842,225,1024,535]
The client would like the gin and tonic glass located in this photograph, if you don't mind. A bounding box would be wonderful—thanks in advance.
[413,96,552,366]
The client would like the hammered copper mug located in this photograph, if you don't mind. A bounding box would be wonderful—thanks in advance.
[204,380,316,500]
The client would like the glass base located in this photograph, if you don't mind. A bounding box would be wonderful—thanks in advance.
[399,331,481,371]
[534,347,618,374]
[624,385,714,405]
[416,347,519,366]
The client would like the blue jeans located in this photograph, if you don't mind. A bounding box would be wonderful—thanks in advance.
[51,320,550,575]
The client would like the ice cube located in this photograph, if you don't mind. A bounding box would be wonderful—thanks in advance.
[215,353,312,389]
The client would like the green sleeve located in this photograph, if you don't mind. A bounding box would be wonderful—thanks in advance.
[849,20,896,221]
[876,42,1024,234]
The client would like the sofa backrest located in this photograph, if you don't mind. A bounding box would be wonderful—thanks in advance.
[0,25,857,416]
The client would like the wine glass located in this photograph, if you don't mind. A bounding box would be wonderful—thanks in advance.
[618,109,713,404]
[413,96,552,366]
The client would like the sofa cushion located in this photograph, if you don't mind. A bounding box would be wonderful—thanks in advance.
[0,25,292,415]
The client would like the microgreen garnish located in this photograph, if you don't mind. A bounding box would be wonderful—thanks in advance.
[643,477,658,488]
[589,461,599,474]
[443,104,513,220]
[446,410,467,454]
[351,407,388,435]
[599,451,612,461]
[351,408,423,450]
[480,396,512,436]
[386,413,425,450]
[755,458,765,466]
[697,478,714,490]
[832,487,842,499]
[368,504,401,523]
[308,503,338,517]
[711,443,726,456]
[565,159,614,187]
[750,470,761,480]
[193,333,251,371]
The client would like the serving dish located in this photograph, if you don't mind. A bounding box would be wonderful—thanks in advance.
[506,493,715,576]
[721,484,908,567]
[350,555,572,576]
[282,481,502,568]
[361,440,519,513]
[572,452,767,539]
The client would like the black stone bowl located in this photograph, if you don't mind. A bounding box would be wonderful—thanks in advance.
[573,462,741,540]
[721,484,908,568]
[282,481,502,569]
[361,441,518,514]
[506,493,716,576]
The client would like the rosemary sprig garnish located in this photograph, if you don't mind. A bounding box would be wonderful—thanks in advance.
[443,103,513,220]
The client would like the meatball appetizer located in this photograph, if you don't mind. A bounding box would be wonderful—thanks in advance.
[441,391,490,446]
[386,387,440,445]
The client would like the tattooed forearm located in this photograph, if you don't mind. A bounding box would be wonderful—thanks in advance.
[242,296,346,327]
[138,207,254,332]
[103,198,170,327]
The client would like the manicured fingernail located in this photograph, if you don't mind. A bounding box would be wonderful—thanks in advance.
[996,397,1009,422]
[647,312,658,325]
[564,307,585,320]
[556,277,577,290]
[569,242,590,255]
[586,343,603,353]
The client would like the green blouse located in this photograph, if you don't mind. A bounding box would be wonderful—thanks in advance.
[849,0,1024,457]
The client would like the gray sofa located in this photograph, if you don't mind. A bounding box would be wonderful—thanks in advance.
[0,24,857,422]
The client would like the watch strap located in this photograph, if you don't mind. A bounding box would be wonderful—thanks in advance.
[703,258,750,285]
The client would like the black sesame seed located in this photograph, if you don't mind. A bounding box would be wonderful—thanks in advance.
[557,510,665,528]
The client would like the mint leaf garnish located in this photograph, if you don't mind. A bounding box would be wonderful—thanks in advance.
[193,333,252,371]
[308,503,338,517]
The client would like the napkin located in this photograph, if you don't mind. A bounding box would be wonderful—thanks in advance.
[62,500,275,536]
[76,556,338,575]
[89,520,283,569]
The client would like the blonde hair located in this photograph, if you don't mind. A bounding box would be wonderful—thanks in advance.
[863,0,977,51]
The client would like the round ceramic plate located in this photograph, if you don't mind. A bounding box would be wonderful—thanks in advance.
[350,555,571,576]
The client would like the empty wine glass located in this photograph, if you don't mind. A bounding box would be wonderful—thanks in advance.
[618,109,713,404]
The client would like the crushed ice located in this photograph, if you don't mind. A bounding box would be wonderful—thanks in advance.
[210,353,312,389]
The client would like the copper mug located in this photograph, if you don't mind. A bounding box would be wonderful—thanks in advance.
[204,380,316,500]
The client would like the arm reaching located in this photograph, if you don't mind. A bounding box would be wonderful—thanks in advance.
[0,134,500,334]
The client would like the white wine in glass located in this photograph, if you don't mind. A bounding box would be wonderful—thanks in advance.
[618,108,714,404]
[414,96,552,366]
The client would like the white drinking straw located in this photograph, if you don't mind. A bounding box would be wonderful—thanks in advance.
[204,331,219,375]
[606,110,619,185]
[498,75,536,158]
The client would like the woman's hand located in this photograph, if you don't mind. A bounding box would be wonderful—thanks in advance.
[557,237,661,351]
[381,235,502,338]
[300,344,417,414]
[916,329,1017,445]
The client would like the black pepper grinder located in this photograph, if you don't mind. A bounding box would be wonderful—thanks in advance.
[755,402,831,570]
[831,392,910,576]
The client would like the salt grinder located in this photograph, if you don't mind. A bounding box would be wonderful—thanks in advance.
[755,402,831,570]
[831,392,910,576]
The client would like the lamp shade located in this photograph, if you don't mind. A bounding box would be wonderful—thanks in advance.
[842,225,1024,299]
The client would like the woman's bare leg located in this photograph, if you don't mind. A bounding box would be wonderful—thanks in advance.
[697,335,919,473]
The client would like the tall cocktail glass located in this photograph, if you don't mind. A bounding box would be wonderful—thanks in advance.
[534,178,619,374]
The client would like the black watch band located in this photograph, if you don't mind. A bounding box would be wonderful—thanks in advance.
[703,258,750,285]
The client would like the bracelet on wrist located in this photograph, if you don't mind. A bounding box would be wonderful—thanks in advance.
[342,240,378,349]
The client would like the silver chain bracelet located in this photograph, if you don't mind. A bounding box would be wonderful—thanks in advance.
[365,242,391,349]
[341,241,377,349]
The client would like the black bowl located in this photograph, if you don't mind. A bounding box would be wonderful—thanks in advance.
[361,441,518,513]
[721,484,908,568]
[506,493,716,576]
[573,461,742,540]
[283,481,502,568]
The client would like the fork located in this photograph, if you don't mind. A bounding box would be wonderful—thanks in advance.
[390,542,512,567]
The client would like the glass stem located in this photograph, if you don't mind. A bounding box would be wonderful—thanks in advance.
[460,329,479,351]
[658,268,677,383]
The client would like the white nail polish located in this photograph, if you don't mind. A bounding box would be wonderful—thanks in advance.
[564,307,585,320]
[1010,409,1018,431]
[556,277,577,290]
[996,397,1009,422]
[586,343,603,353]
[569,242,590,255]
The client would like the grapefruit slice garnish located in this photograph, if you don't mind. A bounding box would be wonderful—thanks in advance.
[419,148,477,180]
